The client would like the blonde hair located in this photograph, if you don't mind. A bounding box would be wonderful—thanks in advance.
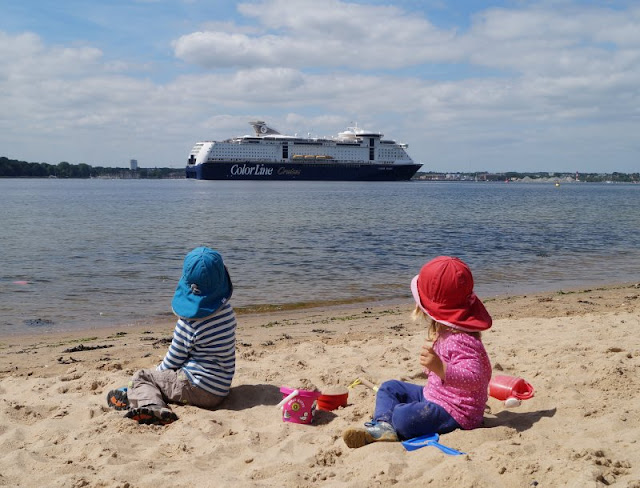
[412,305,481,340]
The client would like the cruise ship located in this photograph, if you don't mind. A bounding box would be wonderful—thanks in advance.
[185,121,422,181]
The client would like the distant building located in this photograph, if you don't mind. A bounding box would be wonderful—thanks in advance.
[130,159,138,171]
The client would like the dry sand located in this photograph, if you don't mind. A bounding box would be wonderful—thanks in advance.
[1,284,639,487]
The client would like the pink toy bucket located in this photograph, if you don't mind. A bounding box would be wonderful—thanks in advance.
[279,387,320,425]
[489,375,535,401]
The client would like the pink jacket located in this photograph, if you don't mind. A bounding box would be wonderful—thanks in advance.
[423,329,492,429]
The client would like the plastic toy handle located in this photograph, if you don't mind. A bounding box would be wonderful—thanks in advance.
[429,440,465,456]
[276,389,299,409]
[358,378,379,392]
[515,381,535,400]
[402,434,465,455]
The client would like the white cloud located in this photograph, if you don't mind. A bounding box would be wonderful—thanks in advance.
[464,6,640,76]
[174,0,455,69]
[473,5,640,46]
[198,20,264,35]
[174,0,640,80]
[0,31,195,165]
[0,32,103,82]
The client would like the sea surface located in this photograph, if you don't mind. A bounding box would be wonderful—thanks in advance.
[1,179,639,335]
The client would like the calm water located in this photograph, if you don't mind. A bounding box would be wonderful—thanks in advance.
[1,179,639,335]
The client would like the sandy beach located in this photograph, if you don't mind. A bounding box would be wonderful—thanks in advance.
[1,283,639,487]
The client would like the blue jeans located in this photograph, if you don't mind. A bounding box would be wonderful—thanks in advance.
[373,380,460,440]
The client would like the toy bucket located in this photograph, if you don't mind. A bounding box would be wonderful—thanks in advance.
[489,375,535,401]
[279,387,320,425]
[317,387,349,411]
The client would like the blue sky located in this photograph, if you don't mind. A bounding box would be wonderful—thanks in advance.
[1,0,639,172]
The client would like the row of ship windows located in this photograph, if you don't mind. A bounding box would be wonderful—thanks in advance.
[211,151,373,157]
[211,148,404,154]
[209,148,405,157]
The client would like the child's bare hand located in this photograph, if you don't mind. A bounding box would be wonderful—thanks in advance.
[419,344,439,369]
[420,344,446,380]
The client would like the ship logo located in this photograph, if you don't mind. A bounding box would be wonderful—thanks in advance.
[230,164,274,176]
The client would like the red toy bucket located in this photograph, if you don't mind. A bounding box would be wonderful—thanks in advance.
[489,375,535,401]
[279,387,320,425]
[317,387,349,411]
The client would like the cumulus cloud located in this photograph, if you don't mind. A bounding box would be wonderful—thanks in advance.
[0,31,197,164]
[0,32,103,81]
[465,6,640,75]
[173,0,640,81]
[173,0,454,69]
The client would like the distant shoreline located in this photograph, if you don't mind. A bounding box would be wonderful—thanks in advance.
[2,156,639,182]
[2,175,639,183]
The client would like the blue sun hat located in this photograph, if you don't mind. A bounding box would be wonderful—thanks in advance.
[171,247,233,319]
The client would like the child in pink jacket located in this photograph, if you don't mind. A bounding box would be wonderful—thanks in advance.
[343,256,492,448]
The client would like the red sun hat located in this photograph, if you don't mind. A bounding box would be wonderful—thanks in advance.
[410,256,492,332]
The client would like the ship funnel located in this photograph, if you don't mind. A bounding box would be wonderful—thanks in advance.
[250,121,281,136]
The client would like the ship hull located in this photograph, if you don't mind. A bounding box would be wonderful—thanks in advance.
[186,161,421,181]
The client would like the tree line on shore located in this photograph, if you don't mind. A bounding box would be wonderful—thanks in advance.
[0,157,182,179]
[1,156,637,182]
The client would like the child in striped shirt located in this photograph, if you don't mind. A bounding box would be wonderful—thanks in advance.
[106,247,236,425]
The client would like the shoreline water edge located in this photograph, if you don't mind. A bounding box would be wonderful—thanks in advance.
[1,281,639,487]
[3,280,637,339]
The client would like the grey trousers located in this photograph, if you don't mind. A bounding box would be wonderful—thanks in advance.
[127,368,225,410]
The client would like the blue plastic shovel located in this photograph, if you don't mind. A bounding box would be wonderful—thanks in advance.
[401,433,465,455]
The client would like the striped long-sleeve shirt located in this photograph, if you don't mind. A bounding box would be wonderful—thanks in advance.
[157,303,237,397]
